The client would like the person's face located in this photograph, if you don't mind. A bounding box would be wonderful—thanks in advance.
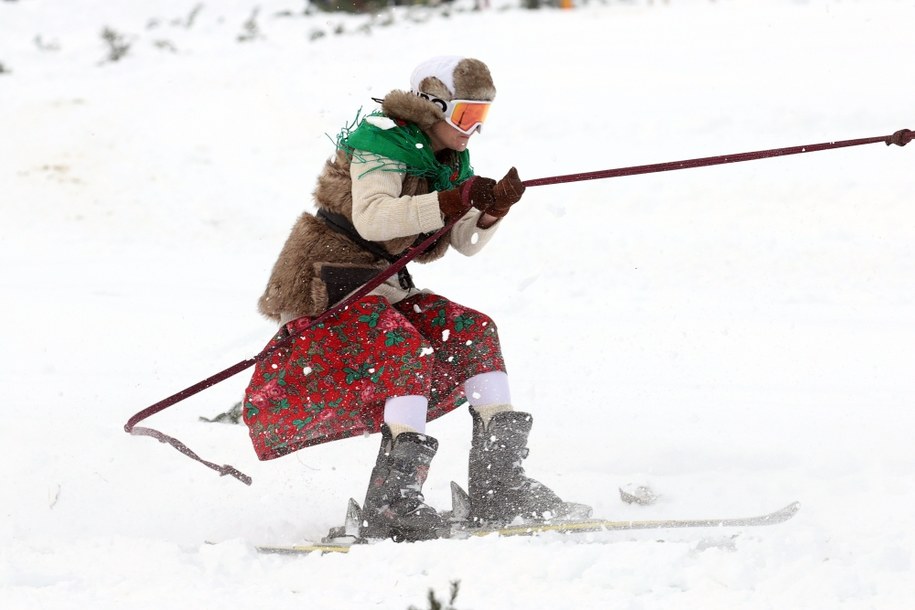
[427,120,473,152]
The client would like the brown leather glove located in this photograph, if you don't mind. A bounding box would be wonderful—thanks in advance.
[485,167,526,219]
[437,176,497,222]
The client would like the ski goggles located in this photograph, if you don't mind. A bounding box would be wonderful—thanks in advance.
[415,92,492,135]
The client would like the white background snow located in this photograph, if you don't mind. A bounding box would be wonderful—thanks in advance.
[2,0,915,607]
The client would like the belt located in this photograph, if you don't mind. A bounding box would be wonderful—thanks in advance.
[316,209,415,291]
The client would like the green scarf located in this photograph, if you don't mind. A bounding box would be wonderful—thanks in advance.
[335,111,474,192]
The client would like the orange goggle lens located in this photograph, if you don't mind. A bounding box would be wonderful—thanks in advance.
[446,100,492,135]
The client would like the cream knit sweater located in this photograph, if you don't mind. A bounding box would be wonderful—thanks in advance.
[349,151,501,305]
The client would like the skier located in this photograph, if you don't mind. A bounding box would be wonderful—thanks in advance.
[244,56,583,540]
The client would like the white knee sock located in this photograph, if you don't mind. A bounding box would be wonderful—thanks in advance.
[383,395,428,436]
[464,371,512,407]
[464,371,513,425]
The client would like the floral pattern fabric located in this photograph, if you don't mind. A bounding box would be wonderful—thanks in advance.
[243,293,505,461]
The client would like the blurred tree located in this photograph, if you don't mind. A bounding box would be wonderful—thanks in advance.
[311,0,457,13]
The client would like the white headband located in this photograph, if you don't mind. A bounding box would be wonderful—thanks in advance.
[410,55,463,96]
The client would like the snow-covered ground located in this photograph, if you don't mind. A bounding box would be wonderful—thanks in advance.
[3,0,915,607]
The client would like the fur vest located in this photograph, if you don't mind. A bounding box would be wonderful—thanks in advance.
[257,148,456,322]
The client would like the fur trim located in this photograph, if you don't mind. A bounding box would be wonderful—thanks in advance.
[381,57,496,131]
[413,57,496,101]
[382,90,443,131]
[449,58,496,101]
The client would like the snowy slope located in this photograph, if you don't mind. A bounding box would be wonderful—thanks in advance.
[2,0,915,608]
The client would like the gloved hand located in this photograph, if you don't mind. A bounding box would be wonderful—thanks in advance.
[437,176,497,222]
[484,167,526,219]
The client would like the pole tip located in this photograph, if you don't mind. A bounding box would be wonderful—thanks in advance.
[886,129,913,146]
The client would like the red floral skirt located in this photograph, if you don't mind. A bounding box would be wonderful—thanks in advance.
[242,293,506,460]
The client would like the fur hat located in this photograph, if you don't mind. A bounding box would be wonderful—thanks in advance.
[381,56,496,131]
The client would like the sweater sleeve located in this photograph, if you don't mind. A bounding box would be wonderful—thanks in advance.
[350,152,445,242]
[449,210,500,256]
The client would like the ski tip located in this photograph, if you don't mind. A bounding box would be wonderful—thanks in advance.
[763,501,801,525]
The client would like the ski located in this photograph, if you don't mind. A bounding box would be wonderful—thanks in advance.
[254,498,801,555]
[470,500,800,537]
[257,542,355,555]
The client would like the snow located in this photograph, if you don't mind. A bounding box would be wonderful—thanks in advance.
[2,0,915,607]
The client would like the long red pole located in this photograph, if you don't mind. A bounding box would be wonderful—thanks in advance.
[125,128,911,483]
[522,130,911,188]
